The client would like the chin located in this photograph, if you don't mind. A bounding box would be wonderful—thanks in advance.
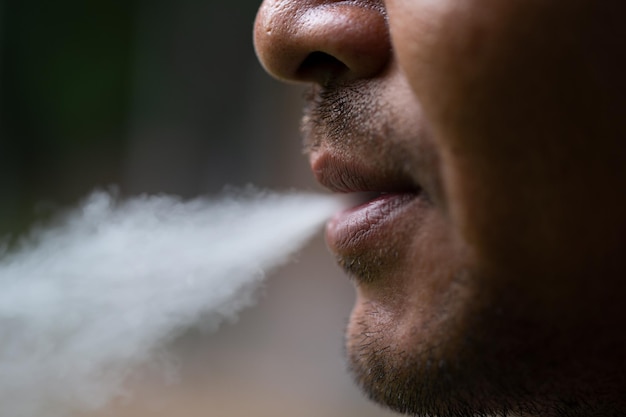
[344,276,492,417]
[344,267,626,417]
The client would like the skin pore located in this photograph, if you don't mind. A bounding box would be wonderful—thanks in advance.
[254,0,626,416]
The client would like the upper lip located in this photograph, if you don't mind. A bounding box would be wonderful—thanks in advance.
[310,151,421,195]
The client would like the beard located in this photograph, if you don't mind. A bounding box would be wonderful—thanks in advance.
[345,289,625,417]
[346,299,514,417]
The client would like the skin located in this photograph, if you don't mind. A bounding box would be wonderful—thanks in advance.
[254,0,626,416]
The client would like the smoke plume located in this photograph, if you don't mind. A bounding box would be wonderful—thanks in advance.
[0,188,342,417]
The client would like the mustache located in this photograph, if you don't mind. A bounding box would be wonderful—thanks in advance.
[300,81,385,153]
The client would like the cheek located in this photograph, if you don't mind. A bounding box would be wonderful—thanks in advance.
[387,0,626,304]
[385,0,493,108]
[385,0,512,267]
[385,0,444,99]
[384,1,545,281]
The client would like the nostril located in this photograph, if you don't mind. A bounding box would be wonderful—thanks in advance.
[254,2,390,84]
[297,51,349,85]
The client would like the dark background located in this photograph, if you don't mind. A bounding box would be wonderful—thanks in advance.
[0,0,305,237]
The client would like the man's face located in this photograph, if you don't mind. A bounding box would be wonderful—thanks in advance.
[254,0,626,415]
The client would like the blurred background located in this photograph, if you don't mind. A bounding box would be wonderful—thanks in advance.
[0,1,398,416]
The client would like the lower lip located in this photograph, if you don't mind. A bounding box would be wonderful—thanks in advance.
[326,193,418,253]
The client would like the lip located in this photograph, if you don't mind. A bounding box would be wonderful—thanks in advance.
[311,152,423,276]
[312,153,418,194]
[326,192,419,253]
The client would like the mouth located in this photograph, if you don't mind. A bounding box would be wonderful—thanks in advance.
[327,191,420,249]
[311,152,424,282]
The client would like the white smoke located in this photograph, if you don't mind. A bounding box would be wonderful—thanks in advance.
[0,188,343,417]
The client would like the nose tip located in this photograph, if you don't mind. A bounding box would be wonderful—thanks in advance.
[254,1,390,85]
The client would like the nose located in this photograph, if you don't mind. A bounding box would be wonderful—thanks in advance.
[254,0,391,85]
